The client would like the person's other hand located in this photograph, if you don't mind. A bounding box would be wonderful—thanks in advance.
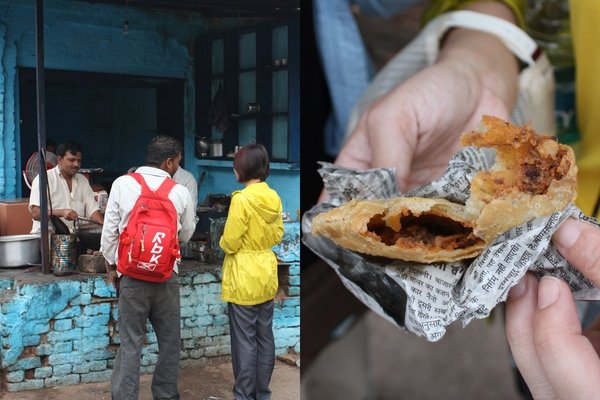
[335,0,519,193]
[336,57,511,193]
[505,218,600,398]
[58,209,78,221]
[105,261,120,296]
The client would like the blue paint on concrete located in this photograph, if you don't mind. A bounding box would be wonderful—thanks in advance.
[273,222,300,262]
[53,319,72,331]
[197,167,300,223]
[1,260,299,391]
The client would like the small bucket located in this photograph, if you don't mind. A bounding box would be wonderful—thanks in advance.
[50,234,77,276]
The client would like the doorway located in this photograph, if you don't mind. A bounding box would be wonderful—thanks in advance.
[18,68,184,196]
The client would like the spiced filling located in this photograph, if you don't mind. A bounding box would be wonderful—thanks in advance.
[519,146,569,195]
[367,211,484,251]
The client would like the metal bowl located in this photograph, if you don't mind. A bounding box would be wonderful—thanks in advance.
[76,223,103,251]
[0,234,41,268]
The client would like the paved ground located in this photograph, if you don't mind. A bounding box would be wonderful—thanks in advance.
[302,311,526,400]
[368,311,524,400]
[1,357,300,400]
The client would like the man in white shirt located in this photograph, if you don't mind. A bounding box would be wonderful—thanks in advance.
[100,135,195,400]
[29,141,103,233]
[173,165,199,227]
[173,165,198,211]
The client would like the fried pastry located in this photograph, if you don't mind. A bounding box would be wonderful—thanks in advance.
[462,115,577,242]
[311,116,577,263]
[311,197,485,263]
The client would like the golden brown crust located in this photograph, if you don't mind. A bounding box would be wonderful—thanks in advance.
[312,197,486,263]
[311,116,577,263]
[462,115,577,241]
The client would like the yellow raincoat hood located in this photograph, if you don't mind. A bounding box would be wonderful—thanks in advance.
[219,181,284,305]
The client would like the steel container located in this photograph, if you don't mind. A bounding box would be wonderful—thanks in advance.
[0,234,41,268]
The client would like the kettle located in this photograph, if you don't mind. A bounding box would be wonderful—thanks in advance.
[196,137,209,157]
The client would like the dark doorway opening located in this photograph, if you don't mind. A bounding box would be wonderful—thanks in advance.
[18,68,184,197]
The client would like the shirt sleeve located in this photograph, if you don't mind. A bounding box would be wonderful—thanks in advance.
[81,177,100,217]
[274,198,284,245]
[219,194,249,254]
[177,187,196,244]
[100,180,122,265]
[185,174,198,210]
[29,175,41,210]
[422,0,525,27]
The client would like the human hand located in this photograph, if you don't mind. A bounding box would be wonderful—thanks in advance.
[58,209,78,221]
[336,57,512,193]
[505,218,600,399]
[105,261,120,296]
[335,2,519,193]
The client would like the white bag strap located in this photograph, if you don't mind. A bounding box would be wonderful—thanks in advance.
[348,10,556,136]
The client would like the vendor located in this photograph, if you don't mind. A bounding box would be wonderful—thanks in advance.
[29,141,104,233]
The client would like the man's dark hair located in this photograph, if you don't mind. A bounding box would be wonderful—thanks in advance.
[233,144,270,182]
[56,141,82,157]
[146,135,182,166]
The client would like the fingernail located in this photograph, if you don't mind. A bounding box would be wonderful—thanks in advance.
[508,276,527,299]
[553,219,581,249]
[537,276,561,310]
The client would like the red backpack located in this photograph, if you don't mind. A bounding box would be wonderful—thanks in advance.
[117,173,181,283]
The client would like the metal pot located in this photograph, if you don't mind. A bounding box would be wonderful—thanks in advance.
[193,241,210,263]
[196,137,210,157]
[195,207,228,240]
[75,221,103,251]
[244,102,260,114]
[0,234,41,268]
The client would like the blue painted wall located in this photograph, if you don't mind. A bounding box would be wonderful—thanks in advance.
[0,0,299,213]
[0,261,300,392]
[198,163,300,217]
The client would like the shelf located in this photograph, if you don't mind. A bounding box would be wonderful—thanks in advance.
[195,158,299,170]
[196,19,299,164]
[230,112,288,120]
[263,65,288,71]
[201,65,287,79]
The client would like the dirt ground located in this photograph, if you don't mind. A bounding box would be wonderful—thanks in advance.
[1,357,300,400]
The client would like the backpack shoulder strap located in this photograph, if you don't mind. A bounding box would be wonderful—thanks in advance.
[155,177,177,198]
[129,172,151,194]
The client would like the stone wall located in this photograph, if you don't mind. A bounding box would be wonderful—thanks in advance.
[0,263,300,392]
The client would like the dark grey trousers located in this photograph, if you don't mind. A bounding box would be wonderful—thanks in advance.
[111,275,181,400]
[228,300,275,400]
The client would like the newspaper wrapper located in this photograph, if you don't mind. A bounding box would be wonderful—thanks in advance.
[302,147,600,341]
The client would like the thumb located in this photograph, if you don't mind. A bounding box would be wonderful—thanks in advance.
[533,276,600,399]
[553,218,600,285]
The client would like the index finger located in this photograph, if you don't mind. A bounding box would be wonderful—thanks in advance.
[334,113,373,172]
[553,218,600,286]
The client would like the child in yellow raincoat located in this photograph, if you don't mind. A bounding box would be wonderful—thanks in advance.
[219,144,284,400]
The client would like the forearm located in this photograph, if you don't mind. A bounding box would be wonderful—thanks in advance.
[437,1,520,111]
[30,206,71,221]
[219,233,241,254]
[89,210,104,225]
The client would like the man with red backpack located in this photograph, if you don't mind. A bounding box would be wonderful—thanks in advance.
[100,135,196,400]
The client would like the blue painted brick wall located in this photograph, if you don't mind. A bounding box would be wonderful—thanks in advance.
[0,261,299,392]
